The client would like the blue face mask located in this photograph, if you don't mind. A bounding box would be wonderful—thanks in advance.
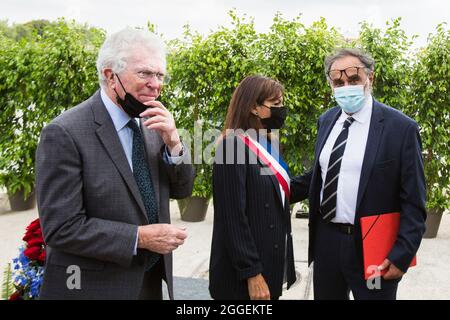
[333,84,367,114]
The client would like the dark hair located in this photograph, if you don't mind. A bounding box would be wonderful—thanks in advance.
[223,75,284,133]
[324,48,375,78]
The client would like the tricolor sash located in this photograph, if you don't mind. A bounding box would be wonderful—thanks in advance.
[238,134,291,204]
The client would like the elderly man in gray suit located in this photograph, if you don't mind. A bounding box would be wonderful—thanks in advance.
[35,28,194,300]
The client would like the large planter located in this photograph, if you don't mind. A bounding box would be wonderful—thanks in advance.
[178,196,210,222]
[8,188,36,211]
[423,208,444,239]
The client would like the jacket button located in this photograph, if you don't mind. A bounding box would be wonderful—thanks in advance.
[264,203,270,208]
[269,224,275,229]
[274,244,279,249]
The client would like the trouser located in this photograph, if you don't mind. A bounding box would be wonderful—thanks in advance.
[313,217,400,300]
[138,258,164,300]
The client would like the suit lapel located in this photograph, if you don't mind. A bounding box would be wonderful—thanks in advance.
[356,100,384,211]
[269,164,284,208]
[92,92,148,219]
[140,120,161,212]
[310,107,341,213]
[314,108,342,167]
[253,156,283,208]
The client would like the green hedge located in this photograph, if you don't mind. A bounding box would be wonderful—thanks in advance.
[0,19,103,198]
[0,14,448,210]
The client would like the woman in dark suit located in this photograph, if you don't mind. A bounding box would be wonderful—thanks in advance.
[209,75,302,300]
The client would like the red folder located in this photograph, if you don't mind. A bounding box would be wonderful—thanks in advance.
[360,212,416,280]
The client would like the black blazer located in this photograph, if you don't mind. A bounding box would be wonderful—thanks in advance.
[291,99,426,273]
[209,135,296,299]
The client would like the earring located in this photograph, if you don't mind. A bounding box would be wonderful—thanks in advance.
[255,111,258,115]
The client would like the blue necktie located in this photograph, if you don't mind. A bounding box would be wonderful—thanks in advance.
[127,120,160,269]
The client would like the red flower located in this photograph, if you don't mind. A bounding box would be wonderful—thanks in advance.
[27,238,44,248]
[21,218,46,263]
[22,232,34,242]
[38,250,46,263]
[24,246,41,261]
[9,291,23,300]
[26,219,40,232]
[23,221,44,244]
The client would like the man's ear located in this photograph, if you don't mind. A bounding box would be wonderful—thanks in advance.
[104,69,116,88]
[368,71,375,85]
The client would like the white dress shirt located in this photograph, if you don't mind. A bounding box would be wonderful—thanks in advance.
[319,95,373,224]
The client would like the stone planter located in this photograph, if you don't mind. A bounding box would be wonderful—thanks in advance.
[423,208,444,239]
[178,196,210,222]
[8,188,36,211]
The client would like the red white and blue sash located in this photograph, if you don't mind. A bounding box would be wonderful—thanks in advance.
[238,134,290,205]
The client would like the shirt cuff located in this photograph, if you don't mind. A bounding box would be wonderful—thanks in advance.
[163,143,185,165]
[133,229,139,255]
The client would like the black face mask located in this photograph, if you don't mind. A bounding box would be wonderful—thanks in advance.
[260,106,287,130]
[114,74,149,118]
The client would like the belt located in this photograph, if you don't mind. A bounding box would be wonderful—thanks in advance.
[330,223,354,235]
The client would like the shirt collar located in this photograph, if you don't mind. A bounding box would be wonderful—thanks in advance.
[100,88,132,132]
[337,94,373,124]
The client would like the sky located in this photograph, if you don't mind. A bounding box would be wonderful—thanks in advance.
[1,0,449,47]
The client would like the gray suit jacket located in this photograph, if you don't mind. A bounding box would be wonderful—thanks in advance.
[35,90,194,300]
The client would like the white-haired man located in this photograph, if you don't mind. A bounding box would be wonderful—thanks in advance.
[36,28,194,300]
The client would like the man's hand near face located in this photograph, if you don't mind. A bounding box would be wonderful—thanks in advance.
[140,102,183,156]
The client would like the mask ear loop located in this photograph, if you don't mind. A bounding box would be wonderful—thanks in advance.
[114,73,127,95]
[363,77,370,96]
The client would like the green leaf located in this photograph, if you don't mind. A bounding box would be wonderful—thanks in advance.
[2,263,15,300]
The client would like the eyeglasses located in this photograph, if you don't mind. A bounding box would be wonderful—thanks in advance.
[327,66,368,87]
[136,70,170,84]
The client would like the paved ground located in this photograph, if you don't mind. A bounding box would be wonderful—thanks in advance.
[1,192,449,300]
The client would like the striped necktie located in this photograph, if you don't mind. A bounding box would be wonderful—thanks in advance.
[320,117,355,221]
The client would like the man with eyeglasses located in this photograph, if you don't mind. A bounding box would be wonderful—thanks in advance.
[291,48,426,300]
[35,28,194,300]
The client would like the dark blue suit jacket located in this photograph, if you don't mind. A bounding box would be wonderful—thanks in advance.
[291,99,426,273]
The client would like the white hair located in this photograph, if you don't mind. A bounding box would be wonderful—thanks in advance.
[96,28,166,87]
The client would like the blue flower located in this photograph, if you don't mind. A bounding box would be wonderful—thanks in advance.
[14,274,28,287]
[9,219,47,300]
[18,247,29,267]
[30,276,42,298]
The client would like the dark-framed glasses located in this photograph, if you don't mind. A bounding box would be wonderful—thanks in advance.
[327,66,367,82]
